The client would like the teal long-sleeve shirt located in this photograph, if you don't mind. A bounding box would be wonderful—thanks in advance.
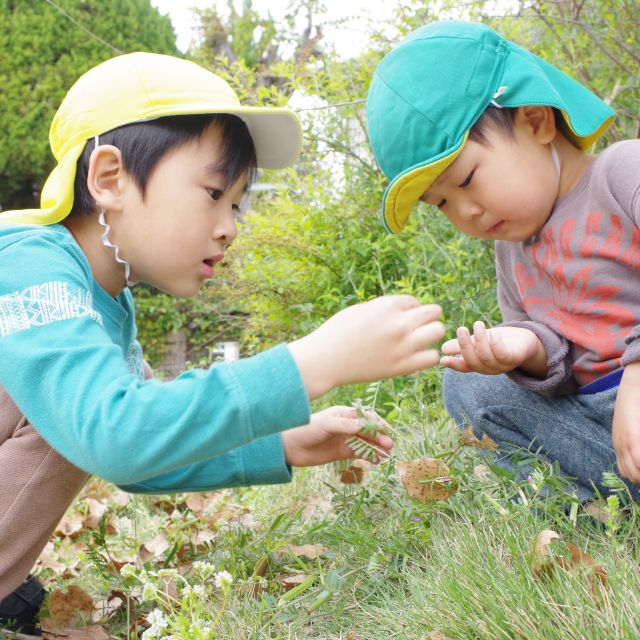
[0,224,311,491]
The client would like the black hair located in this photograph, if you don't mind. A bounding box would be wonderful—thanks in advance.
[469,106,571,146]
[70,113,257,216]
[468,107,518,145]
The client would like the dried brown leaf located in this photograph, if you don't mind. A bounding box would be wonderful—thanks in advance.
[41,622,110,639]
[339,459,370,484]
[138,533,170,563]
[81,498,108,530]
[299,496,334,520]
[190,529,215,547]
[281,574,309,590]
[473,463,492,479]
[275,543,328,560]
[396,458,458,502]
[54,514,84,539]
[534,529,561,558]
[47,585,94,627]
[460,427,499,451]
[566,543,607,587]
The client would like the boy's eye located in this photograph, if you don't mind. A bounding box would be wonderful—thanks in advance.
[232,204,241,215]
[458,170,475,188]
[208,188,223,201]
[437,199,447,209]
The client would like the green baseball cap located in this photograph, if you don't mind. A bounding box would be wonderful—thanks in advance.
[367,20,615,233]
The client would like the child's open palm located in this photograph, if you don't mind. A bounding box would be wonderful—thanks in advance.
[441,321,546,376]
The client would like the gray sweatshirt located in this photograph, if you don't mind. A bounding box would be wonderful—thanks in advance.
[496,139,640,394]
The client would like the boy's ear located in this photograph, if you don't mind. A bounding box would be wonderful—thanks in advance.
[86,145,128,211]
[516,105,557,144]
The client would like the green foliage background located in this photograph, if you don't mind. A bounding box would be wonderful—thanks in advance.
[0,0,176,210]
[1,0,638,392]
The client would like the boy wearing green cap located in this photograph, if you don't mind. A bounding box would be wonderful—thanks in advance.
[367,21,640,502]
[0,52,445,636]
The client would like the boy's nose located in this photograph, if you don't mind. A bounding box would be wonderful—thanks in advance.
[457,198,483,221]
[214,209,239,244]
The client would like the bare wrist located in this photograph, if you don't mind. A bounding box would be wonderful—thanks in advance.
[519,335,548,378]
[287,337,334,400]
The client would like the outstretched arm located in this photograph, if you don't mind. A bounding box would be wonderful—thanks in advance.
[440,320,548,377]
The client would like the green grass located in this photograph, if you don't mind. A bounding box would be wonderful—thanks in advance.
[41,375,640,639]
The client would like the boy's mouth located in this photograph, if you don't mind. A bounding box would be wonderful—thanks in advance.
[487,221,504,235]
[201,254,224,278]
[203,254,224,267]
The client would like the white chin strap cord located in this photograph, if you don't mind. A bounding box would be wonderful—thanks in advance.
[94,135,135,287]
[550,143,561,177]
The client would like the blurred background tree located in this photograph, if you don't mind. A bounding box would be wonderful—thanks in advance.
[0,0,176,210]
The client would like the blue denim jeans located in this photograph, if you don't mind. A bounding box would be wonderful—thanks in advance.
[442,368,639,502]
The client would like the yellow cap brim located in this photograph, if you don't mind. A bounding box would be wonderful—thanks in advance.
[381,138,466,234]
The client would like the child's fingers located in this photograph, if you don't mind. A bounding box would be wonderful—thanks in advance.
[407,320,446,348]
[404,303,444,328]
[441,337,462,355]
[440,355,472,372]
[471,321,499,367]
[325,417,362,435]
[455,326,483,370]
[485,328,510,362]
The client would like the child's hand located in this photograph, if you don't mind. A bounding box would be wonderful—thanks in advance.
[440,321,547,376]
[281,406,394,467]
[613,363,640,484]
[288,296,444,399]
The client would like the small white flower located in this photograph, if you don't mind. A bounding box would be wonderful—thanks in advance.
[120,563,138,578]
[192,560,216,579]
[214,570,233,589]
[142,608,168,638]
[187,584,207,599]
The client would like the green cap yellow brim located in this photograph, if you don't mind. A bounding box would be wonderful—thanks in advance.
[381,137,465,233]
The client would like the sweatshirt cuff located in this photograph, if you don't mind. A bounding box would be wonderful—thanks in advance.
[222,343,311,440]
[621,326,640,367]
[500,320,576,394]
[239,433,293,486]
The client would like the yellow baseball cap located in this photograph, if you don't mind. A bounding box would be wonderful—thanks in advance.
[0,52,303,226]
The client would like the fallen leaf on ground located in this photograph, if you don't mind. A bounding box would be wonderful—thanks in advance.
[339,459,371,484]
[46,585,94,627]
[138,532,170,563]
[566,543,607,587]
[81,498,108,530]
[530,530,607,587]
[281,574,309,590]
[460,427,499,451]
[54,513,84,539]
[275,543,328,560]
[298,496,334,520]
[534,529,561,558]
[190,529,215,547]
[41,622,110,639]
[583,501,609,524]
[396,458,458,502]
[473,464,492,479]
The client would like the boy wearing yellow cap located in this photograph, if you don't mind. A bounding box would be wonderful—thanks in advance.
[0,52,445,636]
[367,21,640,503]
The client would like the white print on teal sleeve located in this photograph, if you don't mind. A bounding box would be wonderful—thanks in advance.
[126,341,146,381]
[0,281,102,338]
